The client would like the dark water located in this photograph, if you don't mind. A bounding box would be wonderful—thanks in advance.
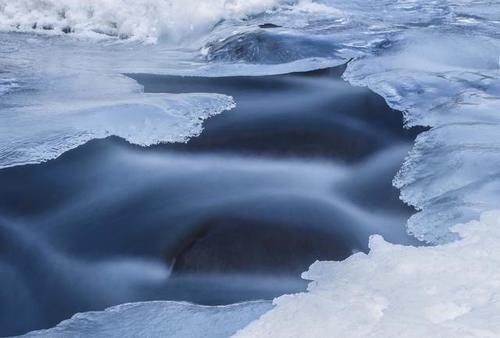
[0,65,422,336]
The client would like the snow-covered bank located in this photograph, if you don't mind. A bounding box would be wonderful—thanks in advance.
[236,210,500,338]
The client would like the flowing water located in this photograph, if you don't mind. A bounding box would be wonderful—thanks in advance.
[0,64,421,336]
[1,1,500,337]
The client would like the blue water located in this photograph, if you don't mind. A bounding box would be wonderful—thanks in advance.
[1,1,500,336]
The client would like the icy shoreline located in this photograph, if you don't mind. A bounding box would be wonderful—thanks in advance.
[17,210,500,338]
[20,301,273,338]
[3,1,500,337]
[236,210,500,337]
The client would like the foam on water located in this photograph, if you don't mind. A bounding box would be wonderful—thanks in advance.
[0,0,290,43]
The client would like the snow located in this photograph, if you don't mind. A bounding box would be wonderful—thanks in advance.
[235,210,500,338]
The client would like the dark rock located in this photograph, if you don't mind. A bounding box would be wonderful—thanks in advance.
[205,31,339,64]
[259,23,281,29]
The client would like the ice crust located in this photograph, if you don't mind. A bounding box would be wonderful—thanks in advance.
[0,29,345,169]
[0,86,234,169]
[19,301,272,338]
[0,33,236,169]
[0,83,234,168]
[344,32,500,243]
[235,1,500,334]
[236,210,500,338]
[250,0,500,242]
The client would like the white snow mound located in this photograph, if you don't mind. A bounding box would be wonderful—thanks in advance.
[235,210,500,338]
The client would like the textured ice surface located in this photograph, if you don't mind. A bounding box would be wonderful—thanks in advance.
[234,0,500,242]
[0,33,236,169]
[0,30,345,169]
[236,210,500,338]
[0,82,233,168]
[0,87,234,169]
[233,1,500,333]
[345,31,500,243]
[20,301,272,338]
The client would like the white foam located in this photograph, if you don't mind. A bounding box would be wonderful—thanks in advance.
[0,0,288,43]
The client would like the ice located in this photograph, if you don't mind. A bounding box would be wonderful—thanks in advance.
[0,32,237,169]
[19,301,272,338]
[236,210,500,338]
[0,75,234,168]
[344,31,500,242]
[233,2,500,333]
[0,29,346,168]
[0,72,234,169]
[239,0,500,242]
[2,0,339,170]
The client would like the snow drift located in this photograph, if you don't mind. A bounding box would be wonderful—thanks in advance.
[236,210,500,338]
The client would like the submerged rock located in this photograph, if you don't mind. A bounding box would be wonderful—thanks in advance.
[205,31,340,64]
[259,23,282,29]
